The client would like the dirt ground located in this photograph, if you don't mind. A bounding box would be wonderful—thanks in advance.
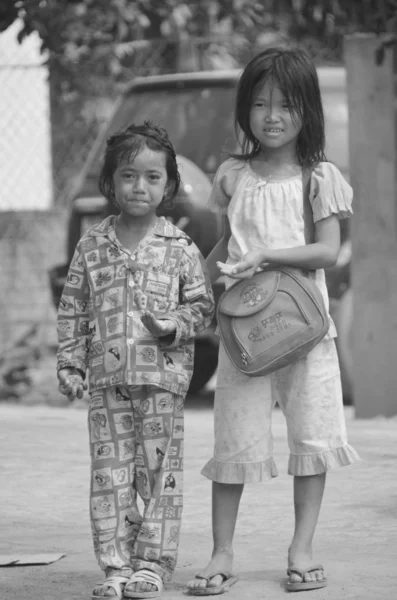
[1,351,397,599]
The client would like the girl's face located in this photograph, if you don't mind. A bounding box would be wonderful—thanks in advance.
[112,146,169,219]
[249,81,302,153]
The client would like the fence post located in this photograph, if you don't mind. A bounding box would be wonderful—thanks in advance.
[344,33,397,418]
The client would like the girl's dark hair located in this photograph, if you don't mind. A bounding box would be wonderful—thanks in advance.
[99,120,180,211]
[233,46,326,167]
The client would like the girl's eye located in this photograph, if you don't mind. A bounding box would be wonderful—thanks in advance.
[148,175,161,182]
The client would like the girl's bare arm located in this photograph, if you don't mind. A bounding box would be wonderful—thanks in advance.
[205,215,231,283]
[221,215,340,278]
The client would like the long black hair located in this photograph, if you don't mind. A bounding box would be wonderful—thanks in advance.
[233,47,327,167]
[99,120,180,210]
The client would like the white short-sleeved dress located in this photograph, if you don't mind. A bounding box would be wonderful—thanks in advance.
[201,159,359,484]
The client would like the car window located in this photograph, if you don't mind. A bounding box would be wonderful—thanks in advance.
[87,72,348,184]
[98,86,237,177]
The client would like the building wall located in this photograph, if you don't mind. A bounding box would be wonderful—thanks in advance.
[0,210,68,350]
[0,21,60,355]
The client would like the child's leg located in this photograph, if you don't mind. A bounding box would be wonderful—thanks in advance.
[125,388,184,594]
[288,473,326,582]
[275,339,359,584]
[187,482,243,592]
[88,386,139,597]
[188,342,276,592]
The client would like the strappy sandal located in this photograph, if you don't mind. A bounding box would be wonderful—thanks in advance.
[124,568,164,598]
[92,568,132,599]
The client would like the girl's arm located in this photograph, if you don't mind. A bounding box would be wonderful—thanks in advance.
[205,215,231,283]
[142,217,230,341]
[142,241,215,348]
[222,214,340,279]
[57,244,91,378]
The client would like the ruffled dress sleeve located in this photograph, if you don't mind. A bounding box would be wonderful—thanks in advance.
[309,162,353,223]
[208,158,245,214]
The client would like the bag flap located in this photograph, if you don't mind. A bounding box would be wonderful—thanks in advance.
[219,270,280,317]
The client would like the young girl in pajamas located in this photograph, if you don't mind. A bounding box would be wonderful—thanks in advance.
[187,47,359,596]
[57,121,214,599]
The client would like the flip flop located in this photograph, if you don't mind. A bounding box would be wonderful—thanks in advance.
[124,569,164,598]
[286,563,327,592]
[187,571,239,596]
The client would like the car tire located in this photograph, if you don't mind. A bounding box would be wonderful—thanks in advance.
[188,338,219,395]
[334,288,353,403]
[48,263,69,309]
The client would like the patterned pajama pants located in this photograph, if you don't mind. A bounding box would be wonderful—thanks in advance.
[88,384,184,582]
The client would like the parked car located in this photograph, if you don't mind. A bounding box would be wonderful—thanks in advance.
[50,67,352,399]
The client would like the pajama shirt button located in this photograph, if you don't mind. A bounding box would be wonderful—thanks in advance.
[127,311,133,317]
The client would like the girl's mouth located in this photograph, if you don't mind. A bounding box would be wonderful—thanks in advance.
[264,128,283,133]
[128,198,148,204]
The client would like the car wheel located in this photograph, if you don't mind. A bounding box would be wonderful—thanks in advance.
[188,338,219,395]
[48,263,69,309]
[334,288,353,403]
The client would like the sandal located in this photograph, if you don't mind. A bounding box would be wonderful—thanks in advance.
[124,568,164,598]
[91,569,131,600]
[286,563,327,592]
[92,568,132,599]
[187,571,239,596]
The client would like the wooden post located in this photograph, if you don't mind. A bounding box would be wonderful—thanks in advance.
[344,34,397,418]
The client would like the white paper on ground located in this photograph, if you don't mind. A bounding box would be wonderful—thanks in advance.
[0,553,66,566]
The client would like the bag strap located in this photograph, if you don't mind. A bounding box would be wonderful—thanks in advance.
[302,167,314,244]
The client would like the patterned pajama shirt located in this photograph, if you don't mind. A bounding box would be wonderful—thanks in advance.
[89,385,184,582]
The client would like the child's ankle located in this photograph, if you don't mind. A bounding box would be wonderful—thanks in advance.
[212,546,234,557]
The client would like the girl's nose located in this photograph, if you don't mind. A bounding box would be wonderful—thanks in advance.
[133,176,145,191]
[265,104,280,121]
[265,110,279,122]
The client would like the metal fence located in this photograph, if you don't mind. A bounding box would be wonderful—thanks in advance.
[0,22,53,211]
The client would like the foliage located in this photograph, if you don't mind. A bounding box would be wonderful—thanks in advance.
[2,0,397,94]
[0,0,266,95]
[2,0,396,205]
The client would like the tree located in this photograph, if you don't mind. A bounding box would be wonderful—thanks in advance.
[3,0,397,96]
[0,0,265,95]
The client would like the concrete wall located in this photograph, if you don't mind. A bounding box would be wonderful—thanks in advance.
[345,34,397,418]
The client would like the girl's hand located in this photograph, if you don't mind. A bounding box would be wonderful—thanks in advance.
[58,368,87,402]
[141,311,177,338]
[217,250,266,279]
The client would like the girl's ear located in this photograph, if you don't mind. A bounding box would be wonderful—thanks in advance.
[109,184,119,207]
[164,181,175,200]
[164,181,176,201]
[157,181,176,215]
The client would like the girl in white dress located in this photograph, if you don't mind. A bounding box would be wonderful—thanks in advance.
[187,47,359,595]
